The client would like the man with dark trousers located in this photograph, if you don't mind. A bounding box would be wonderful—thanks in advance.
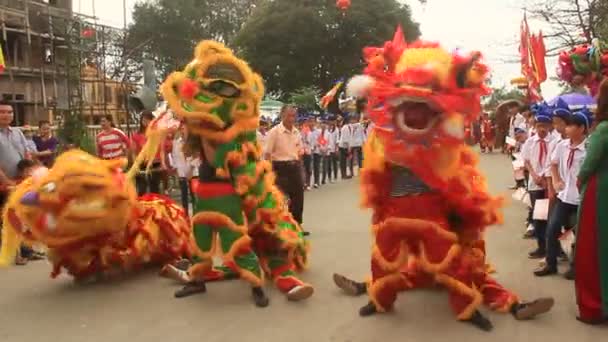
[265,105,309,235]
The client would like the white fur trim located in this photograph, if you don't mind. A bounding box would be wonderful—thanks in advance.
[346,75,374,99]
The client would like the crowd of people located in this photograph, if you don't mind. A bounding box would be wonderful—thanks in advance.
[497,81,608,325]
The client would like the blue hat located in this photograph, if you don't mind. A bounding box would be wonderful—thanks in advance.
[552,98,572,120]
[530,102,552,123]
[514,127,526,134]
[570,107,593,128]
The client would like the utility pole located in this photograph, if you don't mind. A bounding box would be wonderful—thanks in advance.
[122,0,131,134]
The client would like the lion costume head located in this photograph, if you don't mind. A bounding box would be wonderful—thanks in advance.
[1,150,135,264]
[347,28,490,189]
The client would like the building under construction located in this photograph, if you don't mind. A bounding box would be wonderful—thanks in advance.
[0,0,137,126]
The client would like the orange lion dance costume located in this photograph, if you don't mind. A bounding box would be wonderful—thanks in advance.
[332,28,554,331]
[0,150,191,281]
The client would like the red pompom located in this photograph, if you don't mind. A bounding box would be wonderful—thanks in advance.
[179,79,199,100]
[336,0,351,11]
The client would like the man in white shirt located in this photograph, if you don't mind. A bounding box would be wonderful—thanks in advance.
[338,116,352,179]
[522,112,556,259]
[535,109,591,277]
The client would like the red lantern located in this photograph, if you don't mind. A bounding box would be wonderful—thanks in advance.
[336,0,351,12]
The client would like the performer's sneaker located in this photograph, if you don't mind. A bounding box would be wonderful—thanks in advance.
[511,297,554,320]
[175,281,207,298]
[175,259,192,271]
[286,284,314,301]
[466,311,493,332]
[534,266,558,277]
[359,301,377,317]
[333,273,366,296]
[252,287,269,307]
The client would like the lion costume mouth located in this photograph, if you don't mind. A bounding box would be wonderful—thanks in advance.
[391,97,441,135]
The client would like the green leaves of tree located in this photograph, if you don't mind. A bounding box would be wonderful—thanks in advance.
[236,0,419,96]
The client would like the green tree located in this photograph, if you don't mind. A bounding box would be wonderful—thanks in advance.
[483,87,525,113]
[235,0,420,97]
[289,86,321,112]
[529,0,608,53]
[128,0,257,77]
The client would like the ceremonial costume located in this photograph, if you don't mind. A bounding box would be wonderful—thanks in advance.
[139,41,311,306]
[332,29,553,331]
[0,150,191,281]
[575,119,608,324]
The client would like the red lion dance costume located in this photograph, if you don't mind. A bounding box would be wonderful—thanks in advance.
[332,29,554,331]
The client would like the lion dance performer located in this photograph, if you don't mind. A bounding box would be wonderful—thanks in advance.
[332,28,554,331]
[134,40,311,307]
[0,150,191,281]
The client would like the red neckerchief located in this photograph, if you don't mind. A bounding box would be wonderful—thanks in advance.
[538,139,547,165]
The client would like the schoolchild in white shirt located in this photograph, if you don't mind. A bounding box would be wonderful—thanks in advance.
[338,115,352,179]
[310,120,324,188]
[170,125,195,215]
[545,104,571,206]
[349,115,365,173]
[522,110,556,259]
[301,117,314,190]
[535,108,592,277]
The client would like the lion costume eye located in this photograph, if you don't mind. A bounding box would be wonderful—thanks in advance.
[41,182,56,193]
[205,80,241,98]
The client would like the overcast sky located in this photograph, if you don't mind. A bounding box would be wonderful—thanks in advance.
[75,0,561,98]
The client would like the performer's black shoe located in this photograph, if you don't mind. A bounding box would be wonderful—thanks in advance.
[564,268,575,280]
[175,281,207,298]
[302,231,311,236]
[252,286,269,308]
[522,230,535,239]
[528,248,546,259]
[466,311,493,332]
[510,298,554,320]
[333,273,367,296]
[359,301,377,317]
[534,266,558,277]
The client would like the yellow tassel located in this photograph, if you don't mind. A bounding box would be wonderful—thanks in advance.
[0,208,22,266]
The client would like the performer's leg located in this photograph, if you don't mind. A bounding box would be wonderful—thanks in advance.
[363,237,410,316]
[333,273,367,296]
[263,255,313,301]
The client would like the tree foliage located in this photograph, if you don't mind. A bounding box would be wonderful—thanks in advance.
[483,87,525,113]
[128,0,257,77]
[288,86,321,113]
[528,0,608,54]
[234,0,420,97]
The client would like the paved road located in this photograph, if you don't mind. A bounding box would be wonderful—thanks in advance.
[1,152,606,342]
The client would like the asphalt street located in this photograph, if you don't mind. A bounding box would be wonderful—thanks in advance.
[0,151,606,342]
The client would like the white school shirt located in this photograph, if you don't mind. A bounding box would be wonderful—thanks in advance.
[545,134,565,177]
[309,128,322,154]
[339,124,351,148]
[301,130,312,155]
[522,133,555,191]
[551,139,586,205]
[326,129,338,154]
[171,137,190,178]
[350,122,365,147]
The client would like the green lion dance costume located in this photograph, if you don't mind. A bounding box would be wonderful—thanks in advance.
[136,41,311,307]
